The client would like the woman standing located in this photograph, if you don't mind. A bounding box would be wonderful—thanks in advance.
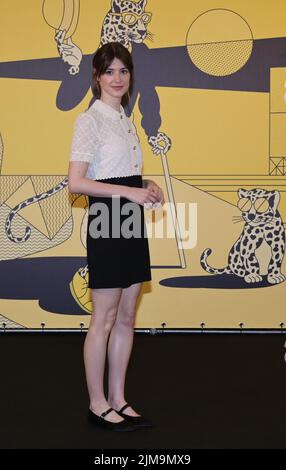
[68,42,164,432]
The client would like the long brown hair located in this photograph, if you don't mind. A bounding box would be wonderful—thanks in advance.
[92,42,134,108]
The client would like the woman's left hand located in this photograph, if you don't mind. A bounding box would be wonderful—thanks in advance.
[144,180,165,207]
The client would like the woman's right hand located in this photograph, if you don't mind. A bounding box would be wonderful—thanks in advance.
[125,186,160,206]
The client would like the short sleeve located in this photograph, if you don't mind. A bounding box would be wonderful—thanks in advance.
[69,113,98,163]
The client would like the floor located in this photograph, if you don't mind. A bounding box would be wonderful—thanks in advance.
[1,332,286,449]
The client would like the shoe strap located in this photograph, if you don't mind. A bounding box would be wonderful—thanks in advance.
[101,407,114,418]
[118,403,131,413]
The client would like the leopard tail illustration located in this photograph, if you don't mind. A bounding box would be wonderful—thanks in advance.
[200,248,232,274]
[5,177,68,243]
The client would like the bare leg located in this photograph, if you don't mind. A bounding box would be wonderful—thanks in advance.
[107,282,142,416]
[84,287,124,423]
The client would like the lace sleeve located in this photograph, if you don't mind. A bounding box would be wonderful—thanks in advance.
[70,113,98,162]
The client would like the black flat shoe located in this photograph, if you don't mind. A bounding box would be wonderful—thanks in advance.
[88,407,136,432]
[116,404,154,429]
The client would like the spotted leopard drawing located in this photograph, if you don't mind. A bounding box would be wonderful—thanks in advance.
[5,179,68,243]
[200,188,286,284]
[100,0,151,47]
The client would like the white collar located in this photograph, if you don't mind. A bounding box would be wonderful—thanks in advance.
[92,99,124,119]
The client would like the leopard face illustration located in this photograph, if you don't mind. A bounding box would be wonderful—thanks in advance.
[200,188,286,284]
[100,0,151,47]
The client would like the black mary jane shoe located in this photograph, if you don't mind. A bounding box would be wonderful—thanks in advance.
[116,404,154,429]
[88,407,136,432]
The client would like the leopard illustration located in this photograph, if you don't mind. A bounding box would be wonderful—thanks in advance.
[200,188,286,284]
[100,0,152,47]
[5,178,68,243]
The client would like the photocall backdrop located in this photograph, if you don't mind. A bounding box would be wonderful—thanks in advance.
[0,0,286,330]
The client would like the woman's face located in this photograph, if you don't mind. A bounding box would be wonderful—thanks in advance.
[98,57,130,101]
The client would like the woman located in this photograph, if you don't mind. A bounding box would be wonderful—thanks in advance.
[68,42,164,432]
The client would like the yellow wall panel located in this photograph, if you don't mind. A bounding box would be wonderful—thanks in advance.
[0,0,286,330]
[270,114,286,157]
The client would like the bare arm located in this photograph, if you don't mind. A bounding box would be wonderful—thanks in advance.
[68,161,159,206]
[68,161,128,197]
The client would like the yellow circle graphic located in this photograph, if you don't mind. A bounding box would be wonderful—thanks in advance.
[186,9,253,76]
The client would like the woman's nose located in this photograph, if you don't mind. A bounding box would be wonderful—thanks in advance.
[114,72,122,82]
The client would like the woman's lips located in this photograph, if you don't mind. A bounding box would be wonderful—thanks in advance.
[112,86,124,89]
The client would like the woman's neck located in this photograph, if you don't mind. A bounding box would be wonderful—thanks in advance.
[99,96,121,113]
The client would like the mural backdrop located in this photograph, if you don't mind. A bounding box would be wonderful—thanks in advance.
[0,0,286,330]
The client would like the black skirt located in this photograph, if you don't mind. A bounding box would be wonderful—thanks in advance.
[86,175,151,289]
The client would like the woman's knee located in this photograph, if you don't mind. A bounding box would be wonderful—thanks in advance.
[89,306,118,335]
[115,305,136,328]
[105,309,118,333]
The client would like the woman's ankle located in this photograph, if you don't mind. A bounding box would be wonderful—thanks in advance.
[108,397,126,409]
[90,398,110,412]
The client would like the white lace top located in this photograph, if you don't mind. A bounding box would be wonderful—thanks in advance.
[69,99,143,180]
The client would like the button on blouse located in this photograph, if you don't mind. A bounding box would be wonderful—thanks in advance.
[69,99,143,180]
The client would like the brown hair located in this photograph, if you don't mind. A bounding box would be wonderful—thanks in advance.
[92,42,134,108]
